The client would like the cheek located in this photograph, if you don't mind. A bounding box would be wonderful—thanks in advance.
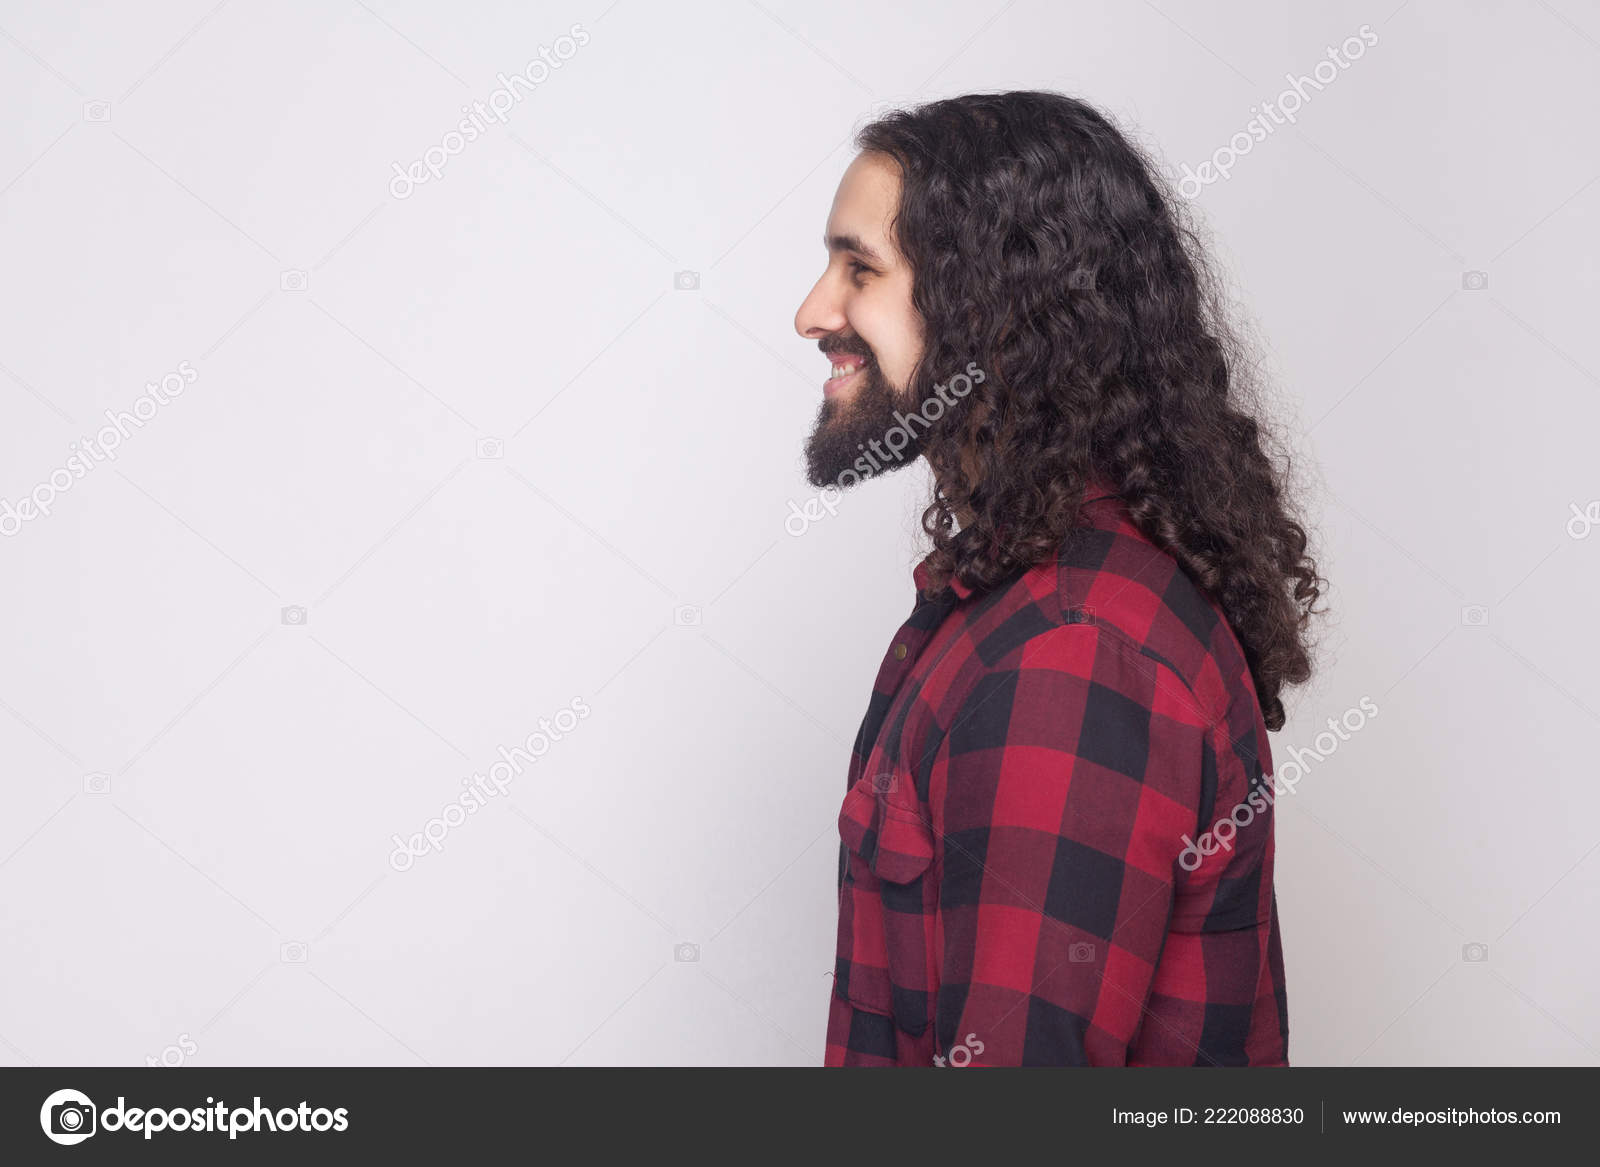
[851,292,921,386]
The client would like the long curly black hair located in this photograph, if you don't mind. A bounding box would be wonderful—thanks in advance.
[856,91,1324,731]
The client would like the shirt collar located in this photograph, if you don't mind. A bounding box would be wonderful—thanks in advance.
[912,476,1120,600]
[912,554,969,600]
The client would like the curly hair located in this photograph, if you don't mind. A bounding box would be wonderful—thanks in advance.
[855,91,1325,731]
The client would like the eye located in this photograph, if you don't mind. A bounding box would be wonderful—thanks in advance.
[847,259,876,285]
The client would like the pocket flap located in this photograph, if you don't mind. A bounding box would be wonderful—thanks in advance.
[838,770,934,884]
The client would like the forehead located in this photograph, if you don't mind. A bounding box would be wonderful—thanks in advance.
[825,151,902,256]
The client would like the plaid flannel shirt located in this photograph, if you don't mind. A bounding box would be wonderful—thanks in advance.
[825,483,1288,1066]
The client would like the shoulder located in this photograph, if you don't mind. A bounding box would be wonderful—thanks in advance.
[948,540,1220,734]
[938,609,1217,779]
[922,495,1268,772]
[929,613,1216,858]
[1044,495,1258,733]
[932,497,1267,759]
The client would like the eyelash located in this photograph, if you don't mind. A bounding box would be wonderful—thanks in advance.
[847,259,875,283]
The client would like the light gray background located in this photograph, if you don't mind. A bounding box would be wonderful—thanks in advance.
[1,0,1596,1067]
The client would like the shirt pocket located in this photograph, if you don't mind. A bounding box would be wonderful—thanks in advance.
[833,769,935,1036]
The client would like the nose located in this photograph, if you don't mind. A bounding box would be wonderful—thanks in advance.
[794,271,845,340]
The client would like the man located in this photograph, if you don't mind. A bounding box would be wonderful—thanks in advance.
[793,92,1323,1067]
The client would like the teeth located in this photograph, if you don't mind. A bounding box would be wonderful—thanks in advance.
[830,362,860,379]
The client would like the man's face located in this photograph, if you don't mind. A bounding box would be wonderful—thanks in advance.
[794,151,926,489]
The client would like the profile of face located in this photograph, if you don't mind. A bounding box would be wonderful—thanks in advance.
[794,151,926,489]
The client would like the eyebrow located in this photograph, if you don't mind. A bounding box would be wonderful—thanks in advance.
[824,233,885,265]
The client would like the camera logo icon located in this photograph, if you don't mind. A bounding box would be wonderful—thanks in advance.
[1066,268,1096,291]
[869,772,897,794]
[476,437,504,460]
[1568,501,1600,540]
[673,270,700,291]
[1462,942,1489,963]
[280,269,308,292]
[674,605,701,627]
[1460,605,1489,627]
[281,605,308,626]
[280,941,308,963]
[1068,941,1096,963]
[83,772,111,794]
[674,942,699,962]
[83,101,111,123]
[40,1088,96,1145]
[1461,270,1489,291]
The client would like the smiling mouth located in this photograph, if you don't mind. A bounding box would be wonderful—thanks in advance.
[823,354,870,396]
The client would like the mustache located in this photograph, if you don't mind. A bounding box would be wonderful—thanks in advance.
[819,338,874,361]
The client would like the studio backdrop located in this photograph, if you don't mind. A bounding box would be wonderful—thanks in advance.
[1,0,1597,1066]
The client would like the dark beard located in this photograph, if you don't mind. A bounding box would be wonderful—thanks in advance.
[802,362,927,488]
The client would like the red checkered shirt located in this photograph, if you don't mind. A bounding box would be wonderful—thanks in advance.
[825,484,1289,1066]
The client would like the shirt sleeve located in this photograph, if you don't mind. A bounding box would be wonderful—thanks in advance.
[930,619,1214,1066]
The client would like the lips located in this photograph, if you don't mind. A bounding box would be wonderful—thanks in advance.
[823,352,871,397]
